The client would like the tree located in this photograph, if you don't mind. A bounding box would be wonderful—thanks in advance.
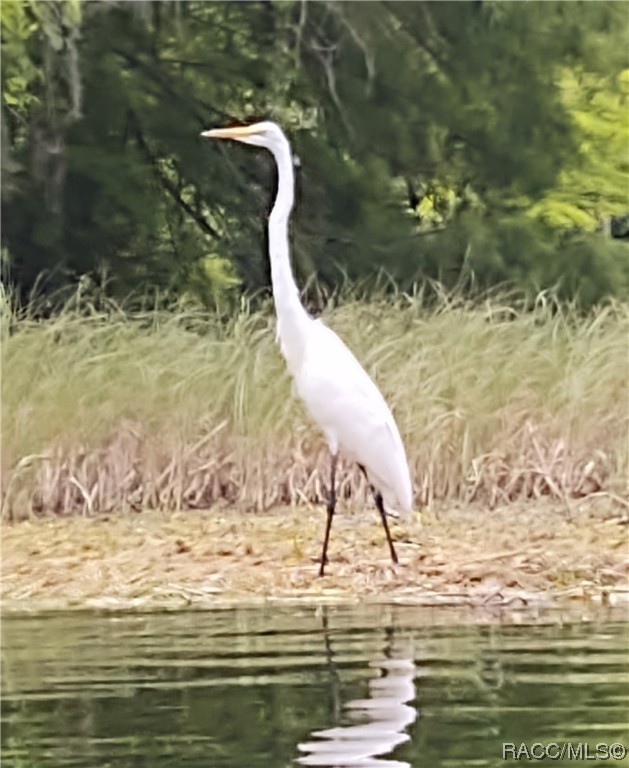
[2,1,627,308]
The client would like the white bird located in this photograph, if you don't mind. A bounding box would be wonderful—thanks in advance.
[201,121,413,575]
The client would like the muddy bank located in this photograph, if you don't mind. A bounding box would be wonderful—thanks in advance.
[2,501,627,615]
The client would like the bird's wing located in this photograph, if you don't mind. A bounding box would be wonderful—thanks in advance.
[295,322,413,515]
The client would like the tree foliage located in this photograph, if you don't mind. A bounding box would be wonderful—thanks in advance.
[1,0,627,308]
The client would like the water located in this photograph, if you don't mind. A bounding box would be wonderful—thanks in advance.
[2,605,628,767]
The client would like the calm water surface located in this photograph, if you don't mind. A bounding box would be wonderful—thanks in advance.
[2,605,628,767]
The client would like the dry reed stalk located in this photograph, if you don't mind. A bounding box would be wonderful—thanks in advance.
[1,417,623,519]
[2,296,627,520]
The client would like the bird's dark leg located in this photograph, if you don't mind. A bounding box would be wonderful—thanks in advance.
[319,453,337,577]
[374,490,398,564]
[358,464,398,565]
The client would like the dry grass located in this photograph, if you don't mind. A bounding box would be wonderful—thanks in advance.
[1,501,627,613]
[2,292,628,519]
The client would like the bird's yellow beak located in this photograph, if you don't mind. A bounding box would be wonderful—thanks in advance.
[200,125,258,140]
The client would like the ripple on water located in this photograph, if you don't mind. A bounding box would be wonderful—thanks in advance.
[1,606,628,768]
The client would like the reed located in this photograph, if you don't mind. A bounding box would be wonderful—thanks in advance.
[2,289,627,519]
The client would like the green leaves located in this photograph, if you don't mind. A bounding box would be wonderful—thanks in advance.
[1,1,42,119]
[530,68,629,232]
[1,0,627,309]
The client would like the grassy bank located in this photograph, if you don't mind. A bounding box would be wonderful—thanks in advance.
[2,503,627,612]
[2,293,627,519]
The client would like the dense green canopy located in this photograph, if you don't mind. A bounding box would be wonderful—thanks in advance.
[2,0,628,308]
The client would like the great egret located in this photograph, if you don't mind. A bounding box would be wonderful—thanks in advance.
[201,121,413,575]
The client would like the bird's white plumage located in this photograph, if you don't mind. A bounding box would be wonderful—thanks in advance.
[202,119,414,529]
[295,318,413,517]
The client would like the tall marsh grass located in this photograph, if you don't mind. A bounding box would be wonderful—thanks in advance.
[2,290,627,519]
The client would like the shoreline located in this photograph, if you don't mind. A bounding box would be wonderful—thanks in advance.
[2,502,628,618]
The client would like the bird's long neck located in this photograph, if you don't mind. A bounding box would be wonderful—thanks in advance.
[268,139,311,369]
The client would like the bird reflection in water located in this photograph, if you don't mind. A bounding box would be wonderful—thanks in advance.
[296,628,417,767]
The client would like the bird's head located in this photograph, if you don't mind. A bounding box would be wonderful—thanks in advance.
[201,120,287,153]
